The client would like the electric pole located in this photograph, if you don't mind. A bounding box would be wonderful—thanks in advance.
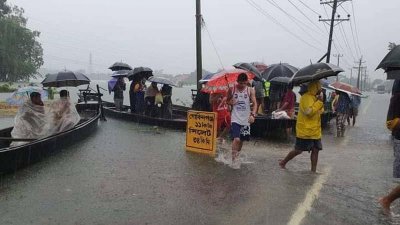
[319,0,350,63]
[363,69,368,91]
[89,52,93,77]
[353,56,366,89]
[333,54,343,81]
[348,68,353,85]
[196,0,203,91]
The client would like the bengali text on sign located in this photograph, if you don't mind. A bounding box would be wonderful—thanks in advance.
[185,110,217,156]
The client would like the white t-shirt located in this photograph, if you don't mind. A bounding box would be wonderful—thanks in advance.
[231,86,251,126]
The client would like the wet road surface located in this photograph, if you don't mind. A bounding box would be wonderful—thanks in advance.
[0,92,397,225]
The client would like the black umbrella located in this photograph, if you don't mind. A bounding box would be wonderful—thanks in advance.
[290,63,343,85]
[108,62,132,71]
[148,76,176,87]
[111,70,130,78]
[269,76,291,85]
[376,45,400,70]
[262,63,298,81]
[233,62,262,81]
[386,68,400,80]
[41,71,90,87]
[376,46,400,80]
[127,67,153,81]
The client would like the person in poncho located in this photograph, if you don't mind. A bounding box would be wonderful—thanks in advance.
[10,92,48,146]
[48,90,80,134]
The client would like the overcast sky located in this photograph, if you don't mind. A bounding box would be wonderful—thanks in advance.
[8,0,400,79]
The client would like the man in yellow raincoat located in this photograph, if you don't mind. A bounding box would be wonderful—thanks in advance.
[279,80,324,172]
[379,80,400,214]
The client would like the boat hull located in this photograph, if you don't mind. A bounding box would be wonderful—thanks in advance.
[0,104,100,174]
[103,102,187,130]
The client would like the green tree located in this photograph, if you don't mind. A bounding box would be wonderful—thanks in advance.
[0,1,43,82]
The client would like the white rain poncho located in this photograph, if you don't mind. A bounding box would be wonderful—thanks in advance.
[10,100,50,146]
[48,97,80,134]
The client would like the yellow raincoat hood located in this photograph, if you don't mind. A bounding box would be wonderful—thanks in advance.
[296,81,324,139]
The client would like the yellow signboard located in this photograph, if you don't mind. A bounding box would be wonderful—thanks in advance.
[186,110,217,156]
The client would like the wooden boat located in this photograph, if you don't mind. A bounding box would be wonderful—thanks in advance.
[103,101,187,130]
[0,101,102,174]
[103,101,296,137]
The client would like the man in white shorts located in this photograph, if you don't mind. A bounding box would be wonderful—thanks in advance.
[227,73,257,169]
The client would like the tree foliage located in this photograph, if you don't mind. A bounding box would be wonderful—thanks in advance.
[0,1,43,82]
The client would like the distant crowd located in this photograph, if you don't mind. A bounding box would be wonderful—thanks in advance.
[112,77,173,119]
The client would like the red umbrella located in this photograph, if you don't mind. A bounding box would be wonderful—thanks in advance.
[202,69,255,93]
[329,81,362,96]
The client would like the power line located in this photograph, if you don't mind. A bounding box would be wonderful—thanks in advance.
[262,0,326,46]
[340,4,350,14]
[244,0,323,51]
[322,4,353,66]
[287,0,327,34]
[318,0,350,63]
[265,0,316,33]
[349,20,361,56]
[350,1,362,55]
[296,0,320,16]
[338,22,357,61]
[202,19,225,70]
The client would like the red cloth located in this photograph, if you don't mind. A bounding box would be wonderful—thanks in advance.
[211,93,231,130]
[281,90,295,117]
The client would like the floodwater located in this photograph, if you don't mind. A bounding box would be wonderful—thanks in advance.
[0,91,397,225]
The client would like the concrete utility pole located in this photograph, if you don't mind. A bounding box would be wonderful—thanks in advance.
[353,56,366,89]
[363,69,368,91]
[196,0,203,91]
[348,68,353,85]
[319,0,350,63]
[333,54,343,81]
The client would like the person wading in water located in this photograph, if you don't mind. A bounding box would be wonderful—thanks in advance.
[227,73,257,169]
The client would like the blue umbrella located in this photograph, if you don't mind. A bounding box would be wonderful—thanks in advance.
[7,86,48,106]
[108,77,118,94]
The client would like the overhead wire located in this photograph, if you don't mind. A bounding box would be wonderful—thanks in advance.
[338,23,357,61]
[262,0,326,47]
[264,0,318,33]
[350,1,362,55]
[286,0,327,34]
[296,0,320,16]
[244,0,323,51]
[348,20,361,57]
[201,18,225,70]
[322,4,353,67]
[338,4,361,57]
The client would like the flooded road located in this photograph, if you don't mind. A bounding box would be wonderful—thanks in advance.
[0,92,397,225]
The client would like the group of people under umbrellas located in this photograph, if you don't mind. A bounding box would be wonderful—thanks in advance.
[329,82,362,137]
[199,62,344,170]
[108,63,174,119]
[10,71,89,146]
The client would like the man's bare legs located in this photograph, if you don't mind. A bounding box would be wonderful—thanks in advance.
[279,149,302,169]
[379,185,400,215]
[310,148,319,172]
[279,148,319,172]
